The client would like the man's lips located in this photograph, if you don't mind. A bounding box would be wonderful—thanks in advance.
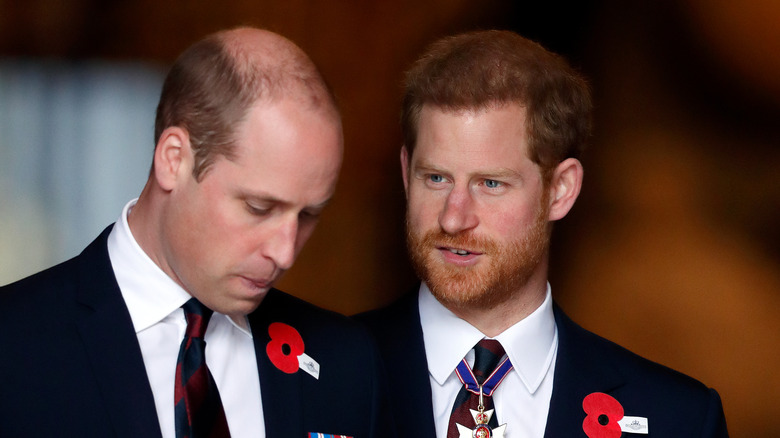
[437,245,484,256]
[240,276,273,290]
[437,246,482,266]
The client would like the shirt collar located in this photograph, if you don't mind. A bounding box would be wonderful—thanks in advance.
[107,199,252,336]
[419,282,557,394]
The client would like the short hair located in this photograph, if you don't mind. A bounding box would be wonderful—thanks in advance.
[154,28,337,180]
[401,30,592,181]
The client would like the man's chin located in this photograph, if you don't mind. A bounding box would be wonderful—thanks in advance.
[212,289,268,318]
[427,279,492,309]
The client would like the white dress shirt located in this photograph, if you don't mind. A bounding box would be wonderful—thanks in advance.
[419,282,558,438]
[107,199,265,438]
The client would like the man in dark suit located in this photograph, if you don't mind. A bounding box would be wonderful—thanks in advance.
[357,30,728,437]
[0,27,392,438]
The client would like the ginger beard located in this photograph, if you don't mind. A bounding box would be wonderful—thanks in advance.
[406,192,551,312]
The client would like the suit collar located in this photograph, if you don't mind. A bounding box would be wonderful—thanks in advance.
[385,290,438,437]
[418,284,485,386]
[106,209,192,333]
[75,226,163,438]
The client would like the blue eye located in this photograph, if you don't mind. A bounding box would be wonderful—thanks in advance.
[429,174,444,183]
[485,179,501,188]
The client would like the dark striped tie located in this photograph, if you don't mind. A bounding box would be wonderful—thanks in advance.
[174,298,231,438]
[447,339,506,438]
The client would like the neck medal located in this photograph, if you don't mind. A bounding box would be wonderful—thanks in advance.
[456,408,507,438]
[454,356,513,437]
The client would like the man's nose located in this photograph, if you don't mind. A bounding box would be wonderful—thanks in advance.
[262,216,298,271]
[438,186,479,235]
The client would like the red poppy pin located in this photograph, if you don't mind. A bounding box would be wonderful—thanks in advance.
[582,392,650,436]
[582,392,624,438]
[266,322,320,379]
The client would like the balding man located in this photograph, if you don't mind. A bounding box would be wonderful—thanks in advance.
[0,28,392,438]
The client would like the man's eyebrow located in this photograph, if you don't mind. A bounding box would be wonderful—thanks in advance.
[240,190,333,211]
[306,197,333,212]
[239,191,283,204]
[411,160,449,174]
[477,168,522,179]
[412,160,521,179]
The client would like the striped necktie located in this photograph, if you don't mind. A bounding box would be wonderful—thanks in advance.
[447,339,507,438]
[174,298,231,438]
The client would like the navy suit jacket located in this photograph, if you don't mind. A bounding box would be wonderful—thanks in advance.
[356,291,728,437]
[0,227,394,438]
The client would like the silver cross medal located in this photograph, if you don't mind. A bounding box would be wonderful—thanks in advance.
[456,386,507,438]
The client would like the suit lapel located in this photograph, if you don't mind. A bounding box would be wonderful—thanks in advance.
[390,292,437,436]
[250,290,305,437]
[543,304,626,437]
[75,228,163,438]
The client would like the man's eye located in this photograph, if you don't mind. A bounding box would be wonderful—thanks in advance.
[299,209,322,221]
[429,174,444,183]
[484,179,502,189]
[246,203,271,216]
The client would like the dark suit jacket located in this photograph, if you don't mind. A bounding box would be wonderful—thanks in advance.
[0,226,393,438]
[356,290,729,437]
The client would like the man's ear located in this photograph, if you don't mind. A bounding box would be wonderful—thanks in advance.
[547,158,583,221]
[400,145,410,198]
[153,127,192,191]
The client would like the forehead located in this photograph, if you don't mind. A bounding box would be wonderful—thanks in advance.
[217,98,342,202]
[412,103,531,169]
[240,98,339,144]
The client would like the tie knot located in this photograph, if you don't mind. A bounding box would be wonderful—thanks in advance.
[472,339,506,383]
[182,298,214,339]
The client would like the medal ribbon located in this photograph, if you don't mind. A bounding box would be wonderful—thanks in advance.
[454,354,513,397]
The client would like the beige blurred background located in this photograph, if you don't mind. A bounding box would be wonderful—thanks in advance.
[1,1,778,436]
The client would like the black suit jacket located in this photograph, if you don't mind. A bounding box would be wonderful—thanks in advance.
[356,290,728,437]
[0,227,393,437]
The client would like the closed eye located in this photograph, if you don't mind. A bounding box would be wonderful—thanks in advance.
[299,208,323,222]
[246,202,272,217]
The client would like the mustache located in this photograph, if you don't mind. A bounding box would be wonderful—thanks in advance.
[412,229,499,254]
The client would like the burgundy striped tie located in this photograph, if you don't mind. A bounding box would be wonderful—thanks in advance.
[174,298,231,438]
[447,339,506,438]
